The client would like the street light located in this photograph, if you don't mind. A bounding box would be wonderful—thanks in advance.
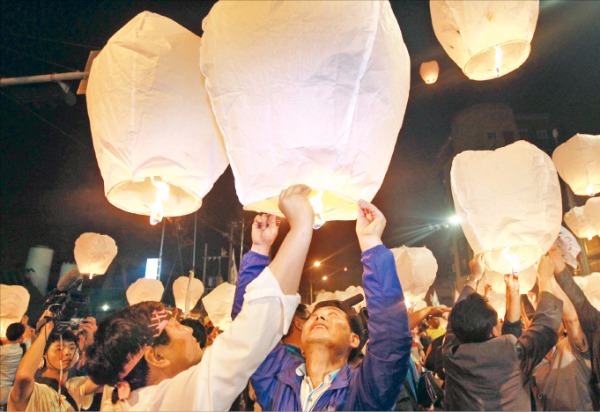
[322,276,328,281]
[314,261,321,267]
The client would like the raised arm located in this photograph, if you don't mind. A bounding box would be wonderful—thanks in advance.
[501,272,523,338]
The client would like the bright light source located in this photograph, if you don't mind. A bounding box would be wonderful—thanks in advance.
[343,267,348,272]
[448,214,462,225]
[322,276,328,281]
[313,261,321,267]
[145,258,161,279]
[101,304,110,311]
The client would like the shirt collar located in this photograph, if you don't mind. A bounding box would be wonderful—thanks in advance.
[295,363,340,384]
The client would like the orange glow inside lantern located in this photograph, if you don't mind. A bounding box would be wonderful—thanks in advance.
[419,61,439,84]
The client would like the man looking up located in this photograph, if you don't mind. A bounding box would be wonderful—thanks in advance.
[232,199,412,411]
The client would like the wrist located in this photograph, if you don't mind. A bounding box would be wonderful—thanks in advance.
[251,244,270,256]
[358,236,383,252]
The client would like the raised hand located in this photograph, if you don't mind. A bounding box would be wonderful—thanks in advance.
[251,214,280,255]
[356,199,386,252]
[547,240,566,275]
[504,273,520,295]
[278,184,314,230]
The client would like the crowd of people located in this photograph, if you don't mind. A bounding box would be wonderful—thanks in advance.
[1,184,598,411]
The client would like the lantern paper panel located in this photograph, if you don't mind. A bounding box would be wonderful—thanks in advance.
[430,0,539,81]
[200,1,410,220]
[574,273,600,311]
[451,141,562,274]
[485,290,507,319]
[74,233,118,277]
[419,61,439,84]
[564,206,597,240]
[202,282,236,331]
[87,11,228,218]
[312,286,366,312]
[0,285,29,337]
[126,278,164,305]
[482,266,537,295]
[173,276,205,312]
[584,197,600,236]
[390,246,438,300]
[552,134,600,197]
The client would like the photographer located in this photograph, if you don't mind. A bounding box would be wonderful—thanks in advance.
[8,315,99,411]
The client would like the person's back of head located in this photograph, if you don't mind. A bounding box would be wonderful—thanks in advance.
[450,293,498,343]
[180,318,207,349]
[6,323,25,343]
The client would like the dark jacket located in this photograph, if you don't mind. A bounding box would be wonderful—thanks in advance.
[442,286,562,411]
[232,245,412,411]
[555,266,600,410]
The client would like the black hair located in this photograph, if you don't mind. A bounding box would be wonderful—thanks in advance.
[44,329,78,353]
[180,318,207,349]
[85,301,170,390]
[6,323,25,342]
[449,293,498,343]
[312,299,367,362]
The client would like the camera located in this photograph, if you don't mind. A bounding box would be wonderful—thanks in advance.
[43,282,90,333]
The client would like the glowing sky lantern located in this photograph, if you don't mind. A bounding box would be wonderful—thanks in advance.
[419,61,439,84]
[202,282,236,331]
[483,267,538,295]
[74,233,117,279]
[574,273,600,311]
[0,285,29,338]
[173,275,205,313]
[451,141,562,274]
[87,12,228,225]
[126,278,164,305]
[564,206,597,240]
[200,1,410,224]
[552,134,600,197]
[430,0,539,81]
[390,246,437,301]
[584,197,600,236]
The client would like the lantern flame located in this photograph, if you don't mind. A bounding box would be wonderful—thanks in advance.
[150,177,170,225]
[502,247,520,275]
[587,184,594,197]
[309,190,326,230]
[494,46,503,78]
[89,273,93,280]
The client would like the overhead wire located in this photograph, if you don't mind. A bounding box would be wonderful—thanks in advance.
[1,31,102,50]
[1,44,81,72]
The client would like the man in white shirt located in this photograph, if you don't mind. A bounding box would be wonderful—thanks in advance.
[1,323,30,406]
[85,184,315,411]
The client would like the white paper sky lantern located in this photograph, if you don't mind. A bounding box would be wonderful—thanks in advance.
[0,285,29,337]
[312,286,366,312]
[126,278,164,306]
[451,141,562,274]
[564,206,597,240]
[574,273,600,311]
[390,246,438,300]
[200,1,410,221]
[420,61,439,84]
[482,267,537,295]
[87,11,228,223]
[202,282,236,331]
[584,197,600,236]
[74,233,118,279]
[173,276,205,313]
[430,0,539,81]
[552,134,600,197]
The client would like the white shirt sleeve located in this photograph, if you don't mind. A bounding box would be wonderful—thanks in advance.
[128,266,300,411]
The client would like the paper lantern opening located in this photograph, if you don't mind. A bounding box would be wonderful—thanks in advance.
[464,40,531,81]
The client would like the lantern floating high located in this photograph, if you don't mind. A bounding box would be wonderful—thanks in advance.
[451,141,562,274]
[173,275,205,313]
[564,206,597,240]
[0,285,29,338]
[87,12,228,224]
[420,61,439,84]
[430,0,539,81]
[390,246,437,302]
[200,1,410,223]
[126,278,164,305]
[552,134,600,197]
[74,233,118,279]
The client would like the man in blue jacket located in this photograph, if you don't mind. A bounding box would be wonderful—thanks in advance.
[233,199,412,411]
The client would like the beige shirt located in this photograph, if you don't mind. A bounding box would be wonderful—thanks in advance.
[8,376,93,412]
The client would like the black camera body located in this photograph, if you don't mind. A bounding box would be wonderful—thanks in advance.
[43,281,89,332]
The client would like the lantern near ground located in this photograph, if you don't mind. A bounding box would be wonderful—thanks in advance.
[202,282,236,331]
[173,275,205,313]
[451,141,562,274]
[126,278,164,305]
[24,245,53,296]
[200,1,410,222]
[390,246,437,302]
[552,134,600,197]
[564,206,596,240]
[74,233,118,279]
[420,61,439,84]
[87,12,228,224]
[0,285,29,338]
[430,0,539,81]
[584,197,600,236]
[313,286,366,312]
[482,267,537,295]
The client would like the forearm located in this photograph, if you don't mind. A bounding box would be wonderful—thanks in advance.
[505,291,521,323]
[555,267,600,334]
[408,307,432,330]
[232,251,270,319]
[268,225,312,295]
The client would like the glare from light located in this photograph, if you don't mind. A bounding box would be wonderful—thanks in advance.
[89,273,94,280]
[150,177,170,225]
[343,267,348,272]
[313,261,321,268]
[101,304,110,311]
[322,276,328,281]
[309,190,326,230]
[502,247,520,275]
[448,214,462,225]
[587,184,594,197]
[494,45,503,78]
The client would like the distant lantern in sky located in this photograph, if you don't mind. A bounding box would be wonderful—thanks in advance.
[584,196,600,236]
[420,61,439,84]
[173,275,205,313]
[451,141,562,274]
[430,0,539,81]
[390,246,437,303]
[200,1,410,224]
[126,278,164,306]
[74,233,117,279]
[552,134,600,197]
[564,206,597,240]
[0,285,29,338]
[87,12,228,225]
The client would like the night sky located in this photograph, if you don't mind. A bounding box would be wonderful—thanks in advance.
[1,1,599,311]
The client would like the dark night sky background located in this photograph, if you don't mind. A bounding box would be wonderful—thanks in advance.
[1,1,599,310]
